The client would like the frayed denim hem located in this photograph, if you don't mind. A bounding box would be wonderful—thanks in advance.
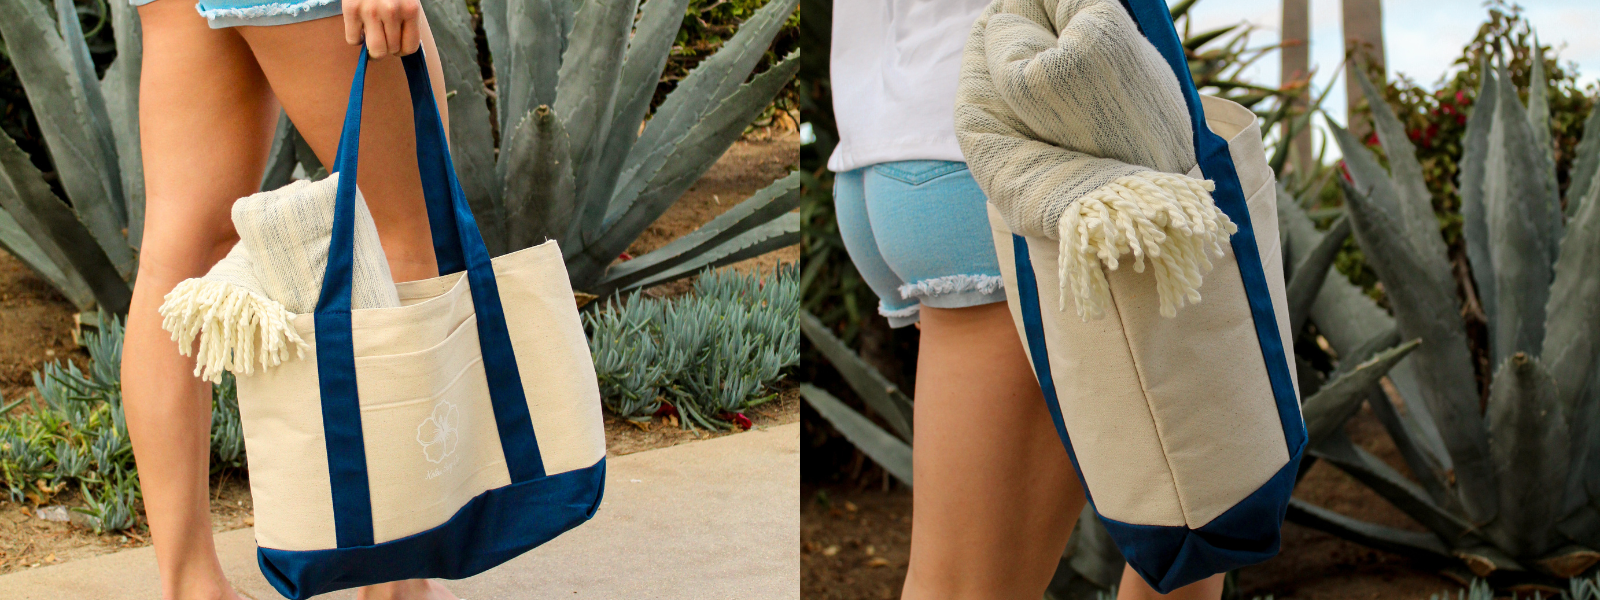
[899,274,1007,312]
[879,303,920,329]
[197,0,341,28]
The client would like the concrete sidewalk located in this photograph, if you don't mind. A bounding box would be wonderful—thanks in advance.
[0,423,799,600]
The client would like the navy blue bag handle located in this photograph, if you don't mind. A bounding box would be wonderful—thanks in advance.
[314,48,546,549]
[1118,0,1305,453]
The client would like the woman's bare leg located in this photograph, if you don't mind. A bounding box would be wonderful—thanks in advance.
[1119,570,1225,599]
[236,15,446,283]
[124,2,278,599]
[900,302,1087,599]
[900,302,1224,600]
[235,14,452,600]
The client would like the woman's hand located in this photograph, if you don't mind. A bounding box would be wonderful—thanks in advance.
[343,0,423,59]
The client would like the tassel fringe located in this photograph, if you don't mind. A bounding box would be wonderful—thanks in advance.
[158,279,309,384]
[1056,172,1237,321]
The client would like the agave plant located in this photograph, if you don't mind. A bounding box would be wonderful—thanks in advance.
[0,0,142,314]
[1278,54,1600,583]
[0,0,797,315]
[423,0,800,295]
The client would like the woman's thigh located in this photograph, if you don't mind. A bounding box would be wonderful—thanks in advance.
[235,15,448,282]
[136,0,280,278]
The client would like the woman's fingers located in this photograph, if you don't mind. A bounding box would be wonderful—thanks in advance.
[343,0,364,47]
[342,0,422,58]
[365,19,391,58]
[400,19,421,56]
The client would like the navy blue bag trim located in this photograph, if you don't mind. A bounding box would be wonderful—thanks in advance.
[258,457,606,600]
[316,48,547,550]
[1117,0,1305,453]
[1006,0,1308,592]
[1012,237,1298,593]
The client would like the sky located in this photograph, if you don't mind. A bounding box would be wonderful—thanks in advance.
[1181,0,1600,156]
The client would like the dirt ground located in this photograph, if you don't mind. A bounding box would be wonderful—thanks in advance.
[801,405,1468,600]
[0,134,799,575]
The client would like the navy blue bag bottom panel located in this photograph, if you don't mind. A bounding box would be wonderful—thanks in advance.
[258,457,607,600]
[1100,454,1299,592]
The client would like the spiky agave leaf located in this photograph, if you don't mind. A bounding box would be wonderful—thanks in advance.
[1276,187,1454,494]
[596,172,799,294]
[1483,62,1559,364]
[0,0,136,280]
[1544,164,1600,518]
[1483,353,1568,558]
[508,0,566,136]
[800,384,912,487]
[1312,431,1481,547]
[100,0,143,249]
[259,113,299,192]
[54,0,125,226]
[1460,57,1499,330]
[1285,214,1349,334]
[623,212,799,291]
[0,202,91,307]
[1302,338,1418,447]
[1543,127,1600,415]
[1287,498,1453,562]
[582,0,694,217]
[1351,63,1452,263]
[618,0,799,189]
[501,106,579,254]
[421,0,503,253]
[1528,37,1558,198]
[552,0,640,233]
[1567,94,1600,218]
[0,131,130,313]
[799,311,913,441]
[583,51,800,282]
[1335,176,1495,523]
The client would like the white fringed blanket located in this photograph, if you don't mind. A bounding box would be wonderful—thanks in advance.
[954,0,1237,320]
[159,174,401,383]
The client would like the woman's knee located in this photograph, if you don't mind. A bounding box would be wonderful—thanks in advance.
[134,222,239,284]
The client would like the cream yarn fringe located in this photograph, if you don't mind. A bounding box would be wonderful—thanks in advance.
[1057,172,1237,321]
[158,280,308,384]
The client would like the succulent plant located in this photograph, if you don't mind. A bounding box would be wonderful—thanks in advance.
[588,266,796,428]
[0,0,797,315]
[1279,54,1600,584]
[0,313,234,531]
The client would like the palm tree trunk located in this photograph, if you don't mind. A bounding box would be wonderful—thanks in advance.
[1342,0,1386,139]
[1281,0,1312,176]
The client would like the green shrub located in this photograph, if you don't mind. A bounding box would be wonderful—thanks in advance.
[587,265,797,430]
[0,313,243,533]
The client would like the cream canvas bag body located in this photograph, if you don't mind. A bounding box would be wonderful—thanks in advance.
[974,0,1305,592]
[235,50,605,599]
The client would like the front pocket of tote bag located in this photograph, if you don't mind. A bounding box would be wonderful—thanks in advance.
[353,314,515,544]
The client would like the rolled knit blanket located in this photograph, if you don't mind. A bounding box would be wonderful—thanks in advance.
[159,174,402,383]
[955,0,1237,320]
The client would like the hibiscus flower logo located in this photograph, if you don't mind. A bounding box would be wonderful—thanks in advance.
[416,400,460,464]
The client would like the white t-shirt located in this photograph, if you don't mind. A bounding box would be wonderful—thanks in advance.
[827,0,993,173]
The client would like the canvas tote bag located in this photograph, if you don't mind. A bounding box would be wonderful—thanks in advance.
[234,49,606,599]
[984,0,1305,591]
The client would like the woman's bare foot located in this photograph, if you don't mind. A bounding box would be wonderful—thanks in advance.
[356,579,460,600]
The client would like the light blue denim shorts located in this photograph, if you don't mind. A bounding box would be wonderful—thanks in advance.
[131,0,341,29]
[834,160,1006,328]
